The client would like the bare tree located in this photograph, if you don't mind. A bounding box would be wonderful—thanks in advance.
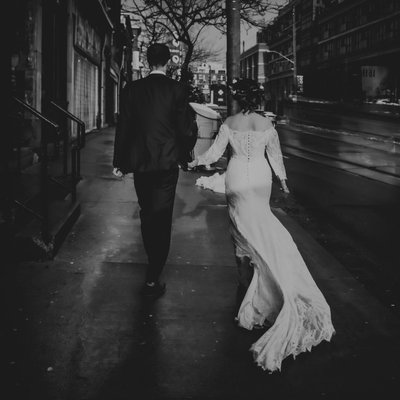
[191,36,223,64]
[122,0,280,82]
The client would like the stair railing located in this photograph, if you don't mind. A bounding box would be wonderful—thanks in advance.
[49,101,85,188]
[12,97,60,243]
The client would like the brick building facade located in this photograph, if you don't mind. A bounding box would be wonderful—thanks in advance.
[248,0,400,111]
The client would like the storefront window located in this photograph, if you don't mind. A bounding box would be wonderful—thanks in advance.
[74,55,98,132]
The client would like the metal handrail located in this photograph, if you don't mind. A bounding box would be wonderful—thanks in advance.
[49,100,85,148]
[49,100,84,127]
[48,100,84,197]
[14,97,59,130]
[12,97,60,243]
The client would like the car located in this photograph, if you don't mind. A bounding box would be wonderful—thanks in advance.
[375,98,391,104]
[256,110,277,127]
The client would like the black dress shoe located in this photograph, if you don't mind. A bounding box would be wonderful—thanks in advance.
[141,282,166,298]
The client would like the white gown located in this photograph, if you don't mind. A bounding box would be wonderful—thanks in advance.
[195,172,226,194]
[197,123,335,372]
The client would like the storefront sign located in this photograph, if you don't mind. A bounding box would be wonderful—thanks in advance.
[168,32,182,65]
[297,75,304,94]
[361,66,388,98]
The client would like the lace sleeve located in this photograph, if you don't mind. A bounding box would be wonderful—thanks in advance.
[265,128,287,180]
[197,124,229,166]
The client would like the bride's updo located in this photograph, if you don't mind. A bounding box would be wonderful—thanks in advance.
[229,78,264,114]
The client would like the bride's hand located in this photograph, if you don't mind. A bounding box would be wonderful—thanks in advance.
[280,180,290,194]
[113,167,124,179]
[188,159,199,169]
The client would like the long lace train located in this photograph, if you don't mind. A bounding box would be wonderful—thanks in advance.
[231,206,335,372]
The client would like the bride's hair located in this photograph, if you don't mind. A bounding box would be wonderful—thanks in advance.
[229,78,264,114]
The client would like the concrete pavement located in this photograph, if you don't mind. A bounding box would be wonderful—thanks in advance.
[5,127,400,400]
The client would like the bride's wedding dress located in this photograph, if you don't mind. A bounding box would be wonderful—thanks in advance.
[196,124,335,372]
[195,172,226,193]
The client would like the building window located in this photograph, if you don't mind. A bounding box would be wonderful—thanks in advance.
[74,55,98,131]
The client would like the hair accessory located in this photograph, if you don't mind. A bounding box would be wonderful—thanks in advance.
[228,78,264,97]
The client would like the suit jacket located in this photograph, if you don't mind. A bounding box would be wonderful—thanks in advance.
[113,73,197,173]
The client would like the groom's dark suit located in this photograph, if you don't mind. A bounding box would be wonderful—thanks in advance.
[114,72,196,283]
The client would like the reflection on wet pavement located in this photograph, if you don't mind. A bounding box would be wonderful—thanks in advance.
[278,124,400,179]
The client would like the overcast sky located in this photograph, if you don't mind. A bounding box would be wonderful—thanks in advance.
[200,1,287,64]
[200,24,259,64]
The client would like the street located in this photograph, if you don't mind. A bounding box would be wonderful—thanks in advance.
[274,112,400,314]
[284,102,400,140]
[280,124,400,180]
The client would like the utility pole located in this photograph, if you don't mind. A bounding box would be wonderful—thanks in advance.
[226,0,240,116]
[292,4,297,100]
[208,64,212,103]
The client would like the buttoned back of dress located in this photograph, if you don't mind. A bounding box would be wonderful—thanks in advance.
[229,129,268,161]
[197,124,287,181]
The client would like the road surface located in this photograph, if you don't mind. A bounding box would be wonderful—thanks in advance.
[275,119,400,314]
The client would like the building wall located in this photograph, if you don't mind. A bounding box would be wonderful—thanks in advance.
[11,0,44,149]
[258,0,400,103]
[70,3,103,130]
[313,0,400,100]
[11,0,43,110]
[240,43,269,83]
[191,62,226,103]
[73,54,99,131]
[11,0,123,138]
[259,0,318,106]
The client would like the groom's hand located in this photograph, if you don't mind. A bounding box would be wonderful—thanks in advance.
[179,162,189,172]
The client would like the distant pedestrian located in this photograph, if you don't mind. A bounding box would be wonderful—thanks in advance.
[189,78,335,372]
[113,43,197,298]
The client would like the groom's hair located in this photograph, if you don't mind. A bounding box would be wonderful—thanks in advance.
[147,43,171,67]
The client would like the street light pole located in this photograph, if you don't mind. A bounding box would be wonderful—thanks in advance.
[209,64,212,104]
[226,0,240,116]
[292,5,297,99]
[264,49,294,65]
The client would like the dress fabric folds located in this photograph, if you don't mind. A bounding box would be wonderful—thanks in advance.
[195,172,226,193]
[197,124,335,372]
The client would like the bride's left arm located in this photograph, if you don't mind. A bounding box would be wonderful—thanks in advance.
[265,128,289,193]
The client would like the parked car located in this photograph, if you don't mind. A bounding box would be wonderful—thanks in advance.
[375,98,391,104]
[256,110,277,127]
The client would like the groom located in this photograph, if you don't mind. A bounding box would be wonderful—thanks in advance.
[113,43,197,298]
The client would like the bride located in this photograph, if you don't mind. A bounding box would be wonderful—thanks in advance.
[188,79,335,372]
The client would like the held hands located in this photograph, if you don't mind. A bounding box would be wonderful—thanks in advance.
[280,179,290,194]
[187,159,199,169]
[113,168,124,179]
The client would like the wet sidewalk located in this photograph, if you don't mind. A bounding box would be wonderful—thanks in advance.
[5,127,400,400]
